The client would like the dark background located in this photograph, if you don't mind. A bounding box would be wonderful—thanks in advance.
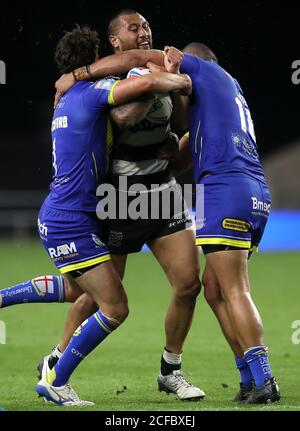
[0,0,299,191]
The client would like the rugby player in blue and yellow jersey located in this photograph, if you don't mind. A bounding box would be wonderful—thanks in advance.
[0,26,191,406]
[163,43,280,404]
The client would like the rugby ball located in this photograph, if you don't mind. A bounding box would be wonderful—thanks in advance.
[127,67,172,124]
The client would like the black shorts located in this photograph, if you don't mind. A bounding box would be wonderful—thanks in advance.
[102,177,193,254]
[201,244,253,259]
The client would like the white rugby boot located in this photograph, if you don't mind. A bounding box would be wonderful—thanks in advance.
[157,370,205,401]
[36,378,95,406]
[36,358,94,406]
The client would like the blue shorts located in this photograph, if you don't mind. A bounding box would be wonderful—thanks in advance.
[38,202,110,274]
[195,175,271,251]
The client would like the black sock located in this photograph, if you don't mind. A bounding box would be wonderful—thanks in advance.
[48,354,59,370]
[48,346,62,370]
[160,355,181,376]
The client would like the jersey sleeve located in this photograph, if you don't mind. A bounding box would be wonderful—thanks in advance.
[180,53,202,77]
[82,78,119,111]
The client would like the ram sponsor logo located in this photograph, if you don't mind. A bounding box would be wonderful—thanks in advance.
[251,197,271,213]
[48,242,77,259]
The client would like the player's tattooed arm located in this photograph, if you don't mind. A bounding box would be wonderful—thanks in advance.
[110,94,155,129]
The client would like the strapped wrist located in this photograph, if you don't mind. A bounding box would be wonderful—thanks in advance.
[73,65,93,81]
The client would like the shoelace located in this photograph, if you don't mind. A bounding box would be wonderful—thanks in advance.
[65,384,80,402]
[172,370,193,389]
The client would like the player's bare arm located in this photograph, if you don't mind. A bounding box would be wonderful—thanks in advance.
[110,94,155,129]
[170,93,190,135]
[148,47,189,134]
[170,133,193,176]
[111,71,192,105]
[147,46,183,74]
[146,61,166,72]
[156,131,180,160]
[54,49,165,107]
[164,46,184,74]
[88,49,164,79]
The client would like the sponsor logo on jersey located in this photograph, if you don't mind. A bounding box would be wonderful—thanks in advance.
[51,116,68,132]
[94,79,115,90]
[251,197,271,213]
[231,133,258,159]
[48,242,78,259]
[222,218,250,232]
[52,176,70,188]
[38,218,48,237]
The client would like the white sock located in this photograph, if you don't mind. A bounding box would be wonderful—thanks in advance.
[163,348,182,365]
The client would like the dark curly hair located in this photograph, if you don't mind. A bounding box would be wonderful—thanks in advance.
[55,25,100,73]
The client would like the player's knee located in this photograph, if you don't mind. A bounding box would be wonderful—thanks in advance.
[174,277,201,300]
[64,279,83,303]
[202,275,223,307]
[118,300,129,324]
[107,301,129,327]
[75,294,97,314]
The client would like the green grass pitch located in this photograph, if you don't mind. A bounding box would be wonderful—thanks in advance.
[0,241,299,411]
